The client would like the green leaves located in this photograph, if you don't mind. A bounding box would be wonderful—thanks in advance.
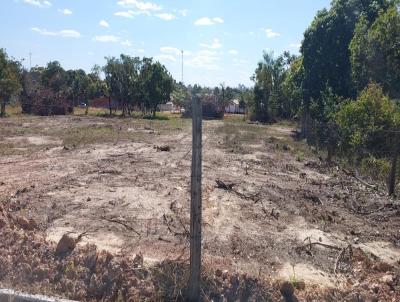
[103,55,173,116]
[350,5,400,98]
[0,49,22,116]
[336,83,398,156]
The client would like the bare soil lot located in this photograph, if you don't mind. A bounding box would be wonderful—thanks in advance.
[0,115,399,301]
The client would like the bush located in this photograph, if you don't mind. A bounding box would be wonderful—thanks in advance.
[21,90,71,116]
[360,156,391,181]
[336,83,398,158]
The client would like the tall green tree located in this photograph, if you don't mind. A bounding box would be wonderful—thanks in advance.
[141,60,173,117]
[0,49,22,117]
[350,5,400,97]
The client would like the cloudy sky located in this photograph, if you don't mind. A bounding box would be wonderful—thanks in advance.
[1,0,330,87]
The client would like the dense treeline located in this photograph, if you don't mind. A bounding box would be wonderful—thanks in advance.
[0,53,174,117]
[250,0,400,194]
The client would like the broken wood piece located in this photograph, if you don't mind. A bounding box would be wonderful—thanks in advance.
[155,145,171,152]
[215,179,235,191]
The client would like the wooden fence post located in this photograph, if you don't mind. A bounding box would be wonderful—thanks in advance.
[188,95,202,301]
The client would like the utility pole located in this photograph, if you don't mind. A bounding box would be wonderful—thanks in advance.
[29,52,32,70]
[181,50,184,84]
[188,95,202,301]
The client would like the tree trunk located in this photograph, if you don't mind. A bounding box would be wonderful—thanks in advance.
[388,135,400,196]
[109,96,112,116]
[0,99,5,117]
[153,106,157,118]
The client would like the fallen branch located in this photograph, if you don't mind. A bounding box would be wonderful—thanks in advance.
[215,179,261,202]
[296,239,342,253]
[101,216,140,236]
[162,214,189,237]
[341,168,378,189]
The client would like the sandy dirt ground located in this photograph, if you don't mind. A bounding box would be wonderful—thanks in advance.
[1,115,400,300]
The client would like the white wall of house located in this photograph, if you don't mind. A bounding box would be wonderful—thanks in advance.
[225,100,245,114]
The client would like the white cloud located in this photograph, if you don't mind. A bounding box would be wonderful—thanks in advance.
[93,35,120,43]
[155,13,175,21]
[31,27,81,38]
[194,17,224,26]
[179,9,188,17]
[228,49,238,55]
[121,40,132,47]
[115,11,135,18]
[114,10,151,18]
[135,48,145,53]
[155,54,176,62]
[117,0,162,11]
[160,46,181,56]
[58,8,72,15]
[99,20,110,27]
[200,38,222,50]
[23,0,51,7]
[186,50,221,70]
[263,28,280,38]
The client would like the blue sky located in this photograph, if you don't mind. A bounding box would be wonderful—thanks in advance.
[1,0,330,87]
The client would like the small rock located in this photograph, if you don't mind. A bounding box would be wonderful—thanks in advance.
[380,274,394,286]
[353,237,359,244]
[55,234,76,256]
[296,280,306,291]
[87,197,91,202]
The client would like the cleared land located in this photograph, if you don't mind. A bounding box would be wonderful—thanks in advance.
[0,114,399,301]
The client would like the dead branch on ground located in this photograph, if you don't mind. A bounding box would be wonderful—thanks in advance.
[162,214,189,238]
[341,167,378,189]
[215,179,261,202]
[101,216,140,236]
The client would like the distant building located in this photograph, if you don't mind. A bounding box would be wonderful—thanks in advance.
[159,101,174,112]
[225,99,245,114]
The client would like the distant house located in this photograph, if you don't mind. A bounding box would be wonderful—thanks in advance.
[225,99,245,114]
[159,101,174,112]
